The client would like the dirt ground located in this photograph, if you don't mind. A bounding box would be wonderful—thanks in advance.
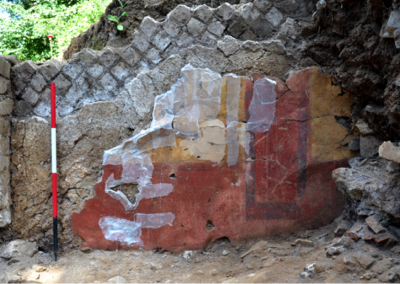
[1,219,400,283]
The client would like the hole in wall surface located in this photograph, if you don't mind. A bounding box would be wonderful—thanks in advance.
[205,220,215,231]
[170,173,177,179]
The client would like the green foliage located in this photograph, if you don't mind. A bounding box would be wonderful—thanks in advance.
[108,0,129,31]
[107,11,127,31]
[0,0,112,61]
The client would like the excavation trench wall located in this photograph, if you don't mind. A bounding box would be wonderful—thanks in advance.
[0,1,356,250]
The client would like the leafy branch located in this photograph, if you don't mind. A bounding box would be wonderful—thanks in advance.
[108,0,129,31]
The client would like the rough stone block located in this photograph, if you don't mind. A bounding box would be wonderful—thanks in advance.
[87,64,104,79]
[352,253,375,269]
[139,16,160,40]
[163,19,182,38]
[170,5,192,25]
[253,0,273,13]
[0,55,21,66]
[53,74,72,95]
[38,62,60,81]
[216,3,235,21]
[0,136,9,156]
[335,220,351,236]
[111,62,129,81]
[207,21,226,37]
[99,73,117,93]
[0,240,38,259]
[14,100,32,117]
[99,47,120,67]
[176,32,194,48]
[380,141,400,163]
[146,48,162,64]
[266,7,284,28]
[62,61,82,80]
[348,135,360,151]
[133,32,150,53]
[0,98,14,116]
[228,20,247,38]
[33,101,50,117]
[386,11,400,33]
[187,18,206,37]
[14,61,37,80]
[152,30,172,51]
[360,135,380,158]
[366,215,386,234]
[241,40,262,52]
[345,230,361,241]
[363,226,375,242]
[0,57,11,79]
[217,36,240,56]
[194,5,213,23]
[0,156,9,173]
[0,208,10,227]
[261,39,286,55]
[0,77,8,95]
[76,48,97,63]
[240,3,262,26]
[0,117,9,136]
[201,31,218,46]
[30,73,46,92]
[373,232,398,246]
[120,47,141,67]
[356,119,373,135]
[394,29,400,49]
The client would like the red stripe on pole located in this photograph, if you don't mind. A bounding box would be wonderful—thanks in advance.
[52,173,57,218]
[51,83,56,128]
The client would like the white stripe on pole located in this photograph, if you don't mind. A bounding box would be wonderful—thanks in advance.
[51,128,57,174]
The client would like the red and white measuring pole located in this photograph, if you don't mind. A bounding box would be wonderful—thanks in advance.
[51,82,58,261]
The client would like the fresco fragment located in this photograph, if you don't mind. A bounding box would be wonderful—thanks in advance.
[72,66,356,251]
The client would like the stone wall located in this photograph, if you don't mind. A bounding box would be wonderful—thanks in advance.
[0,56,14,228]
[1,1,355,250]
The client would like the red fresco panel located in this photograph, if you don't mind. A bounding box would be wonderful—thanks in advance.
[71,70,348,252]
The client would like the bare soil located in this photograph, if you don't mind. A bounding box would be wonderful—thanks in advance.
[2,220,400,283]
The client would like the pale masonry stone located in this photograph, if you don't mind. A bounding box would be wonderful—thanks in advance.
[207,21,226,37]
[62,61,82,80]
[87,64,104,79]
[152,30,172,51]
[0,77,8,94]
[0,98,14,116]
[194,5,213,23]
[0,57,11,79]
[217,3,235,21]
[163,19,182,38]
[99,47,120,67]
[217,36,240,56]
[30,73,46,92]
[22,88,39,106]
[170,5,192,24]
[139,17,160,40]
[187,18,206,37]
[266,7,284,28]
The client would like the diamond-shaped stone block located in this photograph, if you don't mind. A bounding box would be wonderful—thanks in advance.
[146,48,162,64]
[133,32,150,53]
[22,87,39,106]
[217,3,235,21]
[62,61,82,80]
[111,62,130,80]
[99,73,117,93]
[228,20,247,38]
[194,5,213,23]
[152,30,172,51]
[99,47,120,67]
[170,5,192,24]
[76,48,97,63]
[202,31,218,46]
[208,21,226,37]
[15,61,37,80]
[253,0,273,13]
[176,32,194,48]
[0,77,8,95]
[187,18,206,37]
[266,7,284,28]
[30,73,46,92]
[53,74,72,95]
[163,19,182,38]
[87,64,104,79]
[120,47,141,66]
[39,62,60,81]
[139,16,160,40]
